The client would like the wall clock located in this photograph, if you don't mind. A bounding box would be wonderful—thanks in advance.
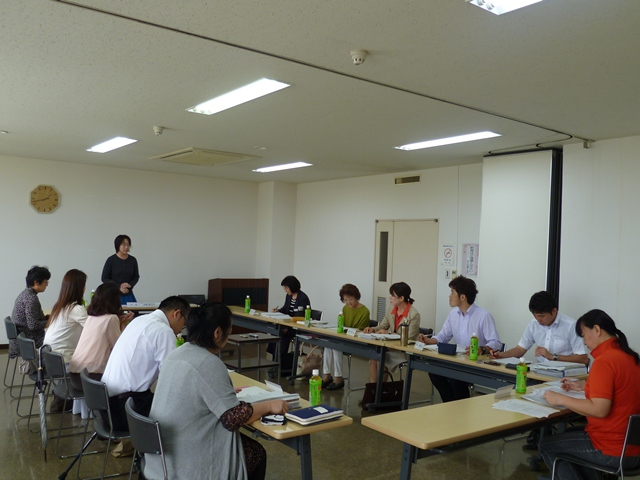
[30,185,60,213]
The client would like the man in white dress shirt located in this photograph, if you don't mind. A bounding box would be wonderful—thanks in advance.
[101,295,190,430]
[418,276,502,402]
[491,291,588,365]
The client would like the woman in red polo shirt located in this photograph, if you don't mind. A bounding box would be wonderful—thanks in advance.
[540,309,640,480]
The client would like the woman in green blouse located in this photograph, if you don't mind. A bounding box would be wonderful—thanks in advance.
[322,284,370,390]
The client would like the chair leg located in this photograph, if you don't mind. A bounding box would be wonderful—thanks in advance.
[3,355,15,388]
[8,359,19,398]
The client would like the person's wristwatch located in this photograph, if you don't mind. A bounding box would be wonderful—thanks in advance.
[553,353,559,361]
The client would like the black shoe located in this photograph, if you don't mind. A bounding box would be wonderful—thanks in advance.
[49,395,72,413]
[326,380,345,391]
[322,377,333,389]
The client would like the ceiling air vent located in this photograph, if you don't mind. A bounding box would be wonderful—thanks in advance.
[394,175,421,185]
[150,148,258,166]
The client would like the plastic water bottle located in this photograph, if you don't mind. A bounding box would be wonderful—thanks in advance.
[516,357,528,394]
[89,289,95,305]
[176,334,185,347]
[469,332,479,361]
[244,295,251,313]
[309,369,322,406]
[304,305,312,327]
[337,312,344,333]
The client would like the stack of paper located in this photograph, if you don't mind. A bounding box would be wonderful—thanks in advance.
[357,333,401,341]
[285,405,343,425]
[236,381,301,409]
[531,361,587,377]
[261,312,292,320]
[522,385,585,408]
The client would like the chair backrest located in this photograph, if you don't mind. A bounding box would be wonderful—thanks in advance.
[369,319,378,328]
[311,309,323,321]
[419,327,433,336]
[17,333,37,361]
[623,414,640,452]
[42,350,67,380]
[125,397,168,480]
[80,369,110,413]
[500,343,507,352]
[4,316,17,340]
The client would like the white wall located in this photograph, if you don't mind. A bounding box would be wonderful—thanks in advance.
[560,136,640,350]
[0,155,259,342]
[292,164,483,331]
[477,152,552,358]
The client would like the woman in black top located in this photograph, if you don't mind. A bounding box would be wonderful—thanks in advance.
[101,234,139,305]
[267,276,310,375]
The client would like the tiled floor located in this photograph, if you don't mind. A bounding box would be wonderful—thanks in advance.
[1,348,549,479]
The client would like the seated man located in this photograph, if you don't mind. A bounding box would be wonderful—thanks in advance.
[101,295,190,430]
[491,290,588,365]
[418,276,501,403]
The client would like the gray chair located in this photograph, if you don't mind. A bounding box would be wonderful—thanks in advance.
[42,350,90,458]
[551,414,640,479]
[125,397,167,480]
[76,369,130,480]
[3,316,19,395]
[15,333,42,420]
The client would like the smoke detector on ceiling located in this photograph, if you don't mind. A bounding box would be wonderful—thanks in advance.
[350,49,368,66]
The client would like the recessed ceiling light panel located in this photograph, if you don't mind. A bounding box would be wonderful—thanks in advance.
[87,136,137,153]
[187,78,290,116]
[253,162,312,173]
[467,0,544,15]
[395,131,501,151]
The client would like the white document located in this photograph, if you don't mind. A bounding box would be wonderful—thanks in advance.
[533,361,585,371]
[492,399,559,418]
[357,332,400,340]
[522,385,585,408]
[261,312,291,319]
[492,357,531,365]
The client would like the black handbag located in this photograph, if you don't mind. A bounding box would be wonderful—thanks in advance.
[359,372,403,411]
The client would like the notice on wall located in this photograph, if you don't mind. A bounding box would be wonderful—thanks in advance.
[463,243,479,276]
[441,243,455,266]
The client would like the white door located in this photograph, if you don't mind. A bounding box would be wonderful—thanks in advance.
[373,220,439,329]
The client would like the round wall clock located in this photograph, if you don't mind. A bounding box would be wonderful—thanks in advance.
[30,185,60,213]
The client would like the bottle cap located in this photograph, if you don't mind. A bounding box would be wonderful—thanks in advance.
[307,305,310,308]
[312,369,319,376]
[472,332,477,336]
[246,295,250,298]
[519,357,526,362]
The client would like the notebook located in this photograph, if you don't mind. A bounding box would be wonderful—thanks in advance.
[285,405,343,425]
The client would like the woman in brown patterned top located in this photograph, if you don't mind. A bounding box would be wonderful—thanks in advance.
[9,266,51,358]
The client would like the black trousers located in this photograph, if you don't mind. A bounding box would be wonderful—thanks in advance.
[429,373,471,403]
[104,389,154,431]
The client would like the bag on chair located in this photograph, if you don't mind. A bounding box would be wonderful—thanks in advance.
[19,359,37,375]
[359,372,403,411]
[296,344,322,378]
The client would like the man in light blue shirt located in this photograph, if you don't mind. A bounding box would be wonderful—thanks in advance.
[418,276,501,402]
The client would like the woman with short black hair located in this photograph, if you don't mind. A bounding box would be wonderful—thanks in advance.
[9,265,51,358]
[144,302,288,480]
[101,234,140,305]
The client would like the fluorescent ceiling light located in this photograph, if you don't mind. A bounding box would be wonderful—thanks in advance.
[395,131,501,151]
[467,0,544,15]
[87,136,137,153]
[253,162,312,173]
[187,78,290,115]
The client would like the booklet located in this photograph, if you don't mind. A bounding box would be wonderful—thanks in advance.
[285,404,344,425]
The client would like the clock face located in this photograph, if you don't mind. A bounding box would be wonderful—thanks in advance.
[30,185,60,213]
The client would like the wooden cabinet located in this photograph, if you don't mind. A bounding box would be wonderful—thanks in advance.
[208,278,269,312]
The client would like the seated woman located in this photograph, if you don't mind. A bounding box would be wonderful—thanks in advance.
[540,310,640,479]
[44,269,88,412]
[363,282,420,383]
[322,284,370,390]
[9,265,51,359]
[144,302,288,480]
[44,269,88,364]
[68,282,131,391]
[267,275,311,374]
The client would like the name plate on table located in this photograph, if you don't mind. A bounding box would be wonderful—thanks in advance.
[414,341,427,351]
[345,328,357,337]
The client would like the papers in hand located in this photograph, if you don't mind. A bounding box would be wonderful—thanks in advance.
[236,381,301,408]
[357,333,401,340]
[522,385,585,408]
[285,404,343,425]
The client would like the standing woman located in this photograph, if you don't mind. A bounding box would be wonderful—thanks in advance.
[68,282,130,391]
[540,310,640,479]
[363,282,420,383]
[44,269,88,364]
[102,234,139,305]
[322,284,370,390]
[9,266,51,358]
[267,276,311,371]
[144,302,288,480]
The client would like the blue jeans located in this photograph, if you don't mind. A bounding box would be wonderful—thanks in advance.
[539,427,640,480]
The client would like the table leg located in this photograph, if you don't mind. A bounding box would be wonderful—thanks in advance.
[400,443,415,480]
[287,337,302,385]
[402,362,413,410]
[298,435,313,480]
[374,347,387,404]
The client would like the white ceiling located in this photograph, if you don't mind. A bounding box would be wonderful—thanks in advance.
[1,1,639,183]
